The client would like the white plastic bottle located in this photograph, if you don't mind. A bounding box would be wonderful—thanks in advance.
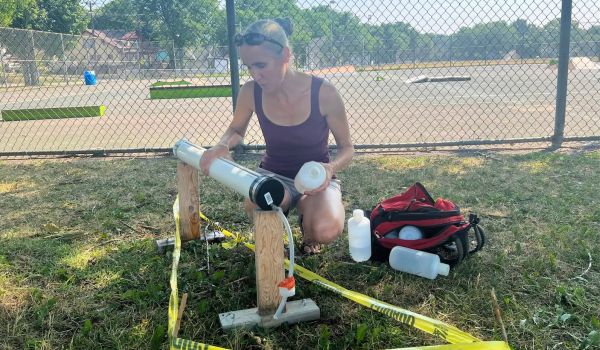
[398,225,423,240]
[347,209,371,262]
[294,161,326,193]
[389,246,450,279]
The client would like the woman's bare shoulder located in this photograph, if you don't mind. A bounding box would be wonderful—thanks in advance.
[239,80,256,97]
[318,79,342,106]
[240,80,255,91]
[237,80,256,111]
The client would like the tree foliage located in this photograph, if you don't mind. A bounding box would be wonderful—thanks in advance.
[93,0,138,32]
[3,0,600,64]
[5,0,86,34]
[0,0,18,27]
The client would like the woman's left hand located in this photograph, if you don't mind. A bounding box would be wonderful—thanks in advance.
[303,163,334,196]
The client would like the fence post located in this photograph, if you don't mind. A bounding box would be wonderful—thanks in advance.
[411,32,416,68]
[23,30,40,86]
[172,40,177,77]
[136,39,141,78]
[552,0,573,149]
[0,49,6,87]
[484,45,487,65]
[449,38,453,67]
[226,0,240,111]
[60,33,68,84]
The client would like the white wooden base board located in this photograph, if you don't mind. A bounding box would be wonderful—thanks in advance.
[219,298,320,330]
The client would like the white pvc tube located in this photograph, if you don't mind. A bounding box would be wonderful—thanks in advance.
[273,206,295,320]
[173,139,258,199]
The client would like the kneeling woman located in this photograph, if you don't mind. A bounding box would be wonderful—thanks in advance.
[200,18,354,254]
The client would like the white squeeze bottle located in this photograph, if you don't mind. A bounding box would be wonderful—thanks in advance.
[389,246,450,280]
[294,161,327,193]
[347,209,371,262]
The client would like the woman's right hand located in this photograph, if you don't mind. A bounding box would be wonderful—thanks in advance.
[199,144,231,176]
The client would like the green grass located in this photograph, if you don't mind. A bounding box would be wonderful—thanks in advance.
[149,85,235,99]
[150,80,192,87]
[1,151,600,349]
[1,106,105,121]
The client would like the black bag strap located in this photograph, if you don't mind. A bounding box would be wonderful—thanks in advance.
[467,213,485,254]
[435,214,485,267]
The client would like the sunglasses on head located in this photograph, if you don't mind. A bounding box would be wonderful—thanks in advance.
[234,33,284,51]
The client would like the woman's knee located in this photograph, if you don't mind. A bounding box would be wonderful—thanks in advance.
[303,214,344,243]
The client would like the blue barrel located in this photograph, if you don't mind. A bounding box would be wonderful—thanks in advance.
[84,70,97,85]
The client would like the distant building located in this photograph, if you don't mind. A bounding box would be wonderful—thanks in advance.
[0,45,21,72]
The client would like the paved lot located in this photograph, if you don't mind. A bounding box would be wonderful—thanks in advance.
[0,64,599,154]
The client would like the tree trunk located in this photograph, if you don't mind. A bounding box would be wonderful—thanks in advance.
[23,32,39,86]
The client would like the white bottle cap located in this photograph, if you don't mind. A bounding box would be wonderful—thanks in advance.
[294,161,326,193]
[309,166,321,177]
[353,209,364,221]
[437,262,450,276]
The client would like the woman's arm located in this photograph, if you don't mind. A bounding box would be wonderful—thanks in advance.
[199,81,255,175]
[217,81,255,148]
[321,81,354,174]
[304,81,354,194]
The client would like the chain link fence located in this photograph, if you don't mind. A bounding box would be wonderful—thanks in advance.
[0,0,599,157]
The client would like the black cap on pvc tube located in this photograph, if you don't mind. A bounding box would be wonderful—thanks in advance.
[249,175,285,210]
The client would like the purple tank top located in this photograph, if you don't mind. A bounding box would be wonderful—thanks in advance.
[254,76,330,179]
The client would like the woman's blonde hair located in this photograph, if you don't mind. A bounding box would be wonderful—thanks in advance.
[244,18,293,56]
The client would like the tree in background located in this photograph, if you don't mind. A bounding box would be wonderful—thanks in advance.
[137,0,221,68]
[38,0,87,34]
[369,22,412,64]
[588,25,600,60]
[513,19,530,57]
[2,0,600,73]
[4,0,85,34]
[0,0,17,27]
[9,0,46,30]
[300,5,377,67]
[94,0,223,69]
[93,0,138,32]
[451,21,516,60]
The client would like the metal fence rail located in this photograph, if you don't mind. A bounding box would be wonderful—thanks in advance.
[0,0,599,157]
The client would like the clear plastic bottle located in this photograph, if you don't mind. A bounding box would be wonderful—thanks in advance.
[347,209,371,262]
[398,225,423,240]
[294,161,326,193]
[389,246,450,279]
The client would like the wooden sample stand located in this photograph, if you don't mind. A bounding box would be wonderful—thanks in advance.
[165,161,319,329]
[219,210,320,329]
[157,161,225,252]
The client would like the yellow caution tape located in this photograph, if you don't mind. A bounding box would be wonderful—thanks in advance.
[169,198,232,350]
[169,198,182,347]
[288,264,479,344]
[171,337,230,350]
[386,342,510,350]
[168,197,510,349]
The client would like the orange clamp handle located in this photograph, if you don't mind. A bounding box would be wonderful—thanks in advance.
[277,276,295,290]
